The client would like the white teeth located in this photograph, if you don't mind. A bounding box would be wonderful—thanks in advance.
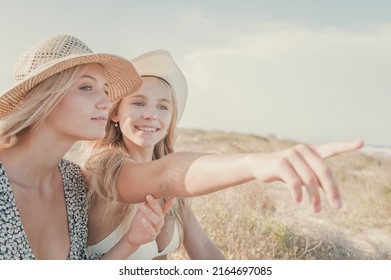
[138,127,157,132]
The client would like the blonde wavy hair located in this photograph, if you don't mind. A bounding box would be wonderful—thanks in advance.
[0,65,88,149]
[84,76,187,240]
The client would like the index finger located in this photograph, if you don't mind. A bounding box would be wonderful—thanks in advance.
[312,140,364,159]
[145,194,175,216]
[162,197,175,215]
[145,194,164,215]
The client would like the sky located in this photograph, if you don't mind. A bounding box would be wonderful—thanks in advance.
[0,0,390,147]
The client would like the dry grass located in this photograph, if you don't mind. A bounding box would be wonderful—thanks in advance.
[65,128,391,260]
[169,129,391,260]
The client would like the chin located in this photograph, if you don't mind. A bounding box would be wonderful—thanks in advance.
[136,140,156,148]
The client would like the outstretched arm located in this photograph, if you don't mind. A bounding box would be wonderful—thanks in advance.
[117,140,363,212]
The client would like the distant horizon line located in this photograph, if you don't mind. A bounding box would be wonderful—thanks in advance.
[177,127,390,149]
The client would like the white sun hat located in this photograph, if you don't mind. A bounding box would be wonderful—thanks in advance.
[131,50,188,122]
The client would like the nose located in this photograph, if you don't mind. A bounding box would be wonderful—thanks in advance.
[143,106,157,120]
[96,91,112,110]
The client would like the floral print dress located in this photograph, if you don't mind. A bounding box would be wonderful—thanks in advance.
[0,159,91,260]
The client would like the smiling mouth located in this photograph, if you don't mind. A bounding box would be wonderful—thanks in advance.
[135,126,159,132]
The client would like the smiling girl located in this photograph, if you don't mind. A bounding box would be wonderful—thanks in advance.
[0,35,167,260]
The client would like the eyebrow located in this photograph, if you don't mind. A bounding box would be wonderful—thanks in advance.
[157,98,171,103]
[129,94,171,103]
[79,75,109,87]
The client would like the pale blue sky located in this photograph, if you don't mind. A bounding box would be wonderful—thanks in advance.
[1,0,390,146]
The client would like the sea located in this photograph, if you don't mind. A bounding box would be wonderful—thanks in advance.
[361,145,391,160]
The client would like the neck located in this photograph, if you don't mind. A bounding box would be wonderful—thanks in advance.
[0,127,76,183]
[127,148,153,162]
[124,143,153,162]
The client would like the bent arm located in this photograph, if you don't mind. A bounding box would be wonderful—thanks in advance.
[182,206,225,260]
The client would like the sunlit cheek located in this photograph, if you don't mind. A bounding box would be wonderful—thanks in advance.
[119,118,136,138]
[160,113,172,131]
[120,117,130,127]
[125,107,144,121]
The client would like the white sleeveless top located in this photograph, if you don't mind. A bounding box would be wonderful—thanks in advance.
[87,221,180,260]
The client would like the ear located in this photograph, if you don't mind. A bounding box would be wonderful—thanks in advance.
[111,114,119,123]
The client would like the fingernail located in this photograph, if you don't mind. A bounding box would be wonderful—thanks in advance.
[146,194,153,202]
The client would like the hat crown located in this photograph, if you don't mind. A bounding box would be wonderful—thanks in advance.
[14,35,93,81]
[131,50,188,123]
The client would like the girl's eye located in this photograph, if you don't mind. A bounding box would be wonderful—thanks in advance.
[132,101,144,106]
[81,86,92,91]
[158,105,168,110]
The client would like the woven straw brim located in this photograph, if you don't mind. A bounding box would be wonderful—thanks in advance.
[0,53,143,118]
[131,50,188,122]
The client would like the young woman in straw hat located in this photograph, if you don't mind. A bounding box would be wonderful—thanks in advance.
[0,35,171,260]
[84,50,225,259]
[82,50,364,259]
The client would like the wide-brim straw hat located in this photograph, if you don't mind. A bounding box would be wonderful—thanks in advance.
[0,34,143,118]
[131,50,188,122]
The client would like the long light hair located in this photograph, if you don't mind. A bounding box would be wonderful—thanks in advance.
[84,76,187,240]
[0,65,89,148]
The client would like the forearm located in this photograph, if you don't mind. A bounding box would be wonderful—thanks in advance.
[183,206,226,260]
[185,238,226,260]
[179,152,256,196]
[117,152,259,203]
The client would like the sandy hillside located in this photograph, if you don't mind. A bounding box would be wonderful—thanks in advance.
[65,128,391,259]
[169,128,391,260]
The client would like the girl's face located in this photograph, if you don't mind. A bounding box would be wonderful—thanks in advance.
[112,76,173,150]
[45,63,112,141]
